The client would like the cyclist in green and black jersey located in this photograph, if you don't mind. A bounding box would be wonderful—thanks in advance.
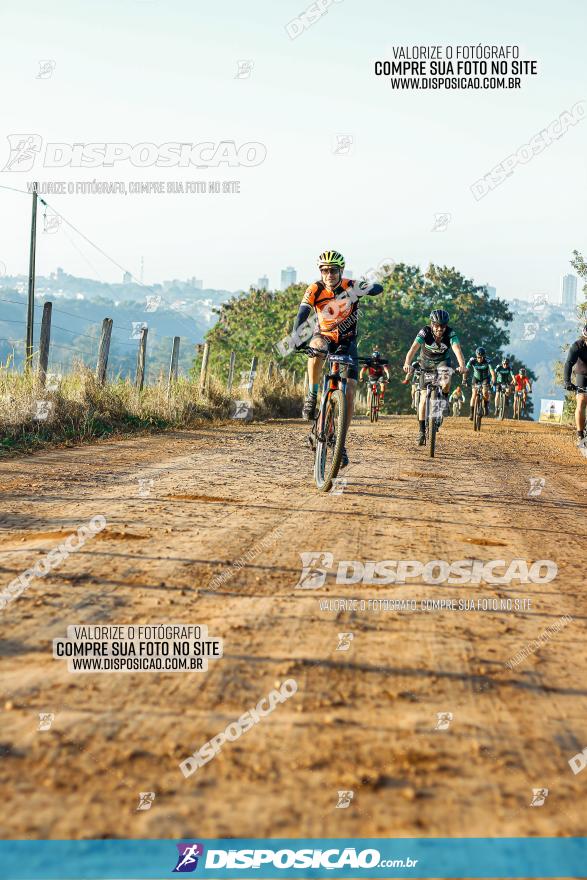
[493,356,515,415]
[403,309,467,445]
[466,347,495,419]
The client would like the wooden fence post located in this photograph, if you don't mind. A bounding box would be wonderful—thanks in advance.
[168,336,180,395]
[199,341,210,394]
[247,356,258,394]
[37,301,52,387]
[135,326,148,391]
[227,350,236,392]
[95,318,113,385]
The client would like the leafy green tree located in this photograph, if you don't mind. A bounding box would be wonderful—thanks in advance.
[198,264,534,414]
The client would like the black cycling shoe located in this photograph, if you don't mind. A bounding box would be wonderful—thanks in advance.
[302,392,317,421]
[577,431,586,446]
[418,431,426,446]
[340,447,349,468]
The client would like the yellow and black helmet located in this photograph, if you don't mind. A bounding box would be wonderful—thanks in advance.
[317,250,345,270]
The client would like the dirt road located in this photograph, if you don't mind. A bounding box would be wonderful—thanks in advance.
[1,415,586,841]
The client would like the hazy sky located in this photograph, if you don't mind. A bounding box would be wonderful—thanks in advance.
[0,0,585,299]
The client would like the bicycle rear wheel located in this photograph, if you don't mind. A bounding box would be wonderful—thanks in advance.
[427,388,437,457]
[494,391,501,418]
[314,388,348,492]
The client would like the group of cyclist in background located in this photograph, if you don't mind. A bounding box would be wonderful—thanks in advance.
[293,250,587,465]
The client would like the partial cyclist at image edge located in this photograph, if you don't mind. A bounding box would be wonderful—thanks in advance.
[465,347,496,421]
[402,308,467,445]
[292,249,384,466]
[564,322,587,444]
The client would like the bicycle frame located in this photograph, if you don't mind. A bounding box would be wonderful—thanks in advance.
[316,358,349,441]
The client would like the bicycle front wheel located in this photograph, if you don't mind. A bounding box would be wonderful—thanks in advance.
[314,388,348,492]
[427,388,437,457]
[474,396,483,431]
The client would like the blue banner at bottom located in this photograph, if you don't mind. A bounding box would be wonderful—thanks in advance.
[2,838,587,879]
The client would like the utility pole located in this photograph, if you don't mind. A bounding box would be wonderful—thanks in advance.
[26,183,38,370]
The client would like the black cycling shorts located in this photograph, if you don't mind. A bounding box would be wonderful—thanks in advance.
[472,378,491,388]
[576,375,587,394]
[311,333,359,381]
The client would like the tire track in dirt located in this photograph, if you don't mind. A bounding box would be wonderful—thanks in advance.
[0,416,585,839]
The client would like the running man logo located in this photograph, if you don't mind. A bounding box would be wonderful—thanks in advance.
[235,60,254,79]
[37,713,55,731]
[528,477,546,497]
[333,134,354,155]
[529,788,549,807]
[136,792,156,811]
[145,295,162,312]
[230,400,253,421]
[33,400,53,421]
[43,213,61,234]
[36,60,56,79]
[532,293,549,311]
[131,321,148,340]
[336,790,354,809]
[2,134,42,171]
[330,477,347,495]
[569,747,587,775]
[434,712,453,731]
[336,632,354,652]
[173,843,205,873]
[294,552,334,589]
[431,212,451,232]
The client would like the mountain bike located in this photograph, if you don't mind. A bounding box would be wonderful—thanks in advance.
[300,345,352,492]
[513,389,529,420]
[420,366,449,457]
[470,380,490,432]
[367,379,380,422]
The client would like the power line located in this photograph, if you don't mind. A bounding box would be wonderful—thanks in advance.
[0,183,33,197]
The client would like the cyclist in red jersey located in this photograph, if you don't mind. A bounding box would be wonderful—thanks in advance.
[514,369,532,395]
[513,368,532,415]
[359,348,390,403]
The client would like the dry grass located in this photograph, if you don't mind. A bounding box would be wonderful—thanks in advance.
[0,361,305,455]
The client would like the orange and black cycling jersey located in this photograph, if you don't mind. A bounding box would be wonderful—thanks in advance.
[301,278,359,343]
[514,374,531,392]
[292,278,383,347]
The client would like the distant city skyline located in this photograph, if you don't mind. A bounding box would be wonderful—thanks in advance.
[1,264,584,307]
